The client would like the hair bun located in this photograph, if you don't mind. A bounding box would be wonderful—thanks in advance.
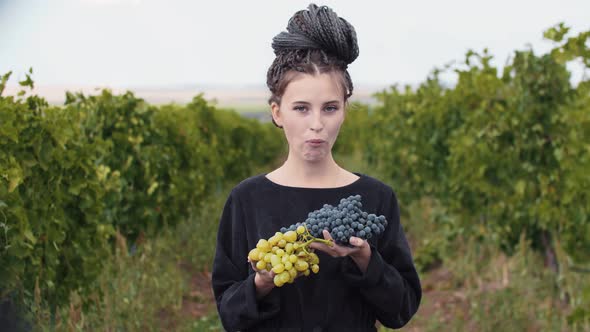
[271,3,359,65]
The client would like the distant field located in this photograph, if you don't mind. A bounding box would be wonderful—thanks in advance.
[216,103,270,113]
[211,103,272,122]
[2,84,386,110]
[2,84,383,123]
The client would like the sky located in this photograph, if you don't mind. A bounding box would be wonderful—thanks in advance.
[0,0,589,89]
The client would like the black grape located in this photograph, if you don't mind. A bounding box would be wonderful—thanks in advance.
[281,194,389,246]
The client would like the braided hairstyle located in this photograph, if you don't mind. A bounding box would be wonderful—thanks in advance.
[266,3,359,128]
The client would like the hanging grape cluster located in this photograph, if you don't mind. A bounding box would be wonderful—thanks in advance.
[248,225,327,287]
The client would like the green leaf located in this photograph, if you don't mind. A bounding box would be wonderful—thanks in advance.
[554,148,563,161]
[8,168,23,193]
[23,229,36,245]
[0,71,12,96]
[18,73,34,89]
[543,22,569,42]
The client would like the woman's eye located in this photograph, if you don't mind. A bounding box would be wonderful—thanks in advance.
[293,106,338,112]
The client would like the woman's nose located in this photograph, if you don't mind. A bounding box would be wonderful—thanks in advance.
[310,110,324,132]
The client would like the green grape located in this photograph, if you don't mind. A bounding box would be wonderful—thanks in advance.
[248,219,333,287]
[272,264,285,274]
[270,255,281,266]
[311,264,319,274]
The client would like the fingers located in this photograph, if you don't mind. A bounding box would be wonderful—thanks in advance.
[309,242,333,253]
[348,236,366,248]
[309,229,334,252]
[249,259,274,277]
[311,241,355,258]
[249,260,259,272]
[309,231,368,258]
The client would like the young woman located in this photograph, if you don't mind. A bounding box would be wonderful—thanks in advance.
[211,4,421,331]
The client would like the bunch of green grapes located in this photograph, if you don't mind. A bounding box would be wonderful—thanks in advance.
[248,225,332,287]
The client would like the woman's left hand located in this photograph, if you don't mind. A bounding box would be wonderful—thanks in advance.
[309,229,371,273]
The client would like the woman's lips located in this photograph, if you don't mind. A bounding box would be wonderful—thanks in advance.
[307,140,325,146]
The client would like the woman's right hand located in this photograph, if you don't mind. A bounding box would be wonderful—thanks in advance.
[248,258,276,298]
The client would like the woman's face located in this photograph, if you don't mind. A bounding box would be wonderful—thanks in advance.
[271,72,346,163]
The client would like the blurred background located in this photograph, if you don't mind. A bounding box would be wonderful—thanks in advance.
[1,0,589,331]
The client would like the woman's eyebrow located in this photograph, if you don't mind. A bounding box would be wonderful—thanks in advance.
[292,100,341,105]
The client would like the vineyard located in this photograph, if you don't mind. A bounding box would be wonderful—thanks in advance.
[1,23,589,331]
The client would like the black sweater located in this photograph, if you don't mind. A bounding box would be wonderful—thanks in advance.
[211,172,422,332]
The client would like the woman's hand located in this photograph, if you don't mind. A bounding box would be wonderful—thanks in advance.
[248,258,276,299]
[309,229,372,273]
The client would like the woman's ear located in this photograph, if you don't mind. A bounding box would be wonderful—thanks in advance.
[271,102,283,128]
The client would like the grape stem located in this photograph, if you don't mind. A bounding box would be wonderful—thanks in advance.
[301,238,333,247]
[298,223,334,249]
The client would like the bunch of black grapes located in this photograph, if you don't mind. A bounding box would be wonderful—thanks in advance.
[280,194,388,245]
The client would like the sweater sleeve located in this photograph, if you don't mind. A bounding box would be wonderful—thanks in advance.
[211,190,281,332]
[339,189,422,329]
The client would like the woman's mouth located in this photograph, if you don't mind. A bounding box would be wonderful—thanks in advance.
[306,139,325,146]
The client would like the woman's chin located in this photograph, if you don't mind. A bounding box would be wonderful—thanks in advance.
[302,150,328,162]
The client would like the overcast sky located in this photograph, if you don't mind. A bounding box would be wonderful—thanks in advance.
[1,0,588,88]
